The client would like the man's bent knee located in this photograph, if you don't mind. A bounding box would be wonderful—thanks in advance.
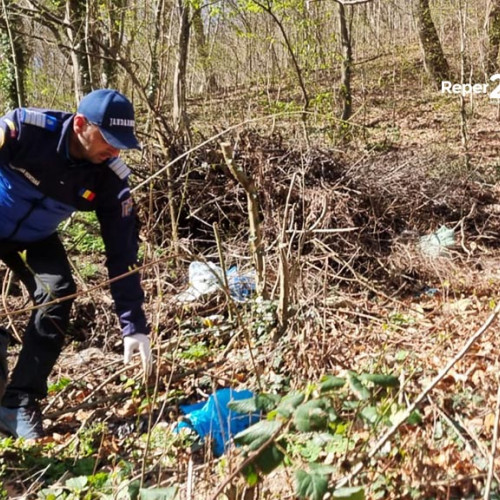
[34,274,76,305]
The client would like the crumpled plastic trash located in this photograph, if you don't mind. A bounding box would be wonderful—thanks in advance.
[174,388,260,456]
[419,225,456,257]
[175,261,223,302]
[226,266,256,302]
[175,261,255,303]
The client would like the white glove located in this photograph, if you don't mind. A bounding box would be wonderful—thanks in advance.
[123,333,152,376]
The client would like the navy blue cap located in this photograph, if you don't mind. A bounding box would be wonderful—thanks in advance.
[77,89,140,150]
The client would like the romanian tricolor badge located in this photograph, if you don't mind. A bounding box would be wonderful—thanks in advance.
[80,189,96,201]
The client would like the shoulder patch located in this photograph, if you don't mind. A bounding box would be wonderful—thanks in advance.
[108,157,131,180]
[20,109,58,131]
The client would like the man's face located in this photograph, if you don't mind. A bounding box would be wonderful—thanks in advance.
[72,115,120,164]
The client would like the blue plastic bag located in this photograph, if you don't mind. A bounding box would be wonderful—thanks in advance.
[175,388,260,456]
[226,266,256,302]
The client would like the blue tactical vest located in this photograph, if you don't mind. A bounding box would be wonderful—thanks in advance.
[0,107,148,336]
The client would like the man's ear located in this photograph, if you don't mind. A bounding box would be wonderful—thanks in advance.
[73,114,86,133]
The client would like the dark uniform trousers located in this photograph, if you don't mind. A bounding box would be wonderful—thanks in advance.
[0,233,76,407]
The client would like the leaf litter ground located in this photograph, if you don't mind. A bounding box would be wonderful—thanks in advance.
[4,74,500,499]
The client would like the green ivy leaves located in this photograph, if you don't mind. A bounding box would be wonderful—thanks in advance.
[232,370,405,499]
[295,464,364,500]
[293,399,329,432]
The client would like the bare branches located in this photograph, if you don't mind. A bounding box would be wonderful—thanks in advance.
[248,0,310,110]
[220,141,265,296]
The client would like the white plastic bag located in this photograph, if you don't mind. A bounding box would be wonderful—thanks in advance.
[175,261,224,302]
[175,261,256,303]
[419,225,456,257]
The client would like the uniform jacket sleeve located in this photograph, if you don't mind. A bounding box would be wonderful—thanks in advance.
[95,173,149,336]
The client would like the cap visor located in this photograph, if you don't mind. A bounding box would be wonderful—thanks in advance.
[100,127,141,150]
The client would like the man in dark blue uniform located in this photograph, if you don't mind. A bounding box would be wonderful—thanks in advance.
[0,89,152,439]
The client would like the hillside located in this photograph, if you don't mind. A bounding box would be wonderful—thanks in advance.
[3,31,500,500]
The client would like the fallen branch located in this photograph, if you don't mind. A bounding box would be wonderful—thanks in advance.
[0,252,178,320]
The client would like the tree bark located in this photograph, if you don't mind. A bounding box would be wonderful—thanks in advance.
[488,0,500,75]
[192,7,218,93]
[147,0,166,105]
[339,2,352,122]
[65,0,92,101]
[415,0,450,87]
[172,0,191,141]
[101,0,127,88]
[0,0,26,107]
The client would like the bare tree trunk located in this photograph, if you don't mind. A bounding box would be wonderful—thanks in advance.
[338,2,352,122]
[84,0,95,89]
[488,0,500,74]
[192,7,218,93]
[0,0,26,107]
[415,0,450,87]
[148,0,166,105]
[172,0,191,141]
[459,0,470,170]
[101,0,127,88]
[65,0,92,101]
[144,0,180,252]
